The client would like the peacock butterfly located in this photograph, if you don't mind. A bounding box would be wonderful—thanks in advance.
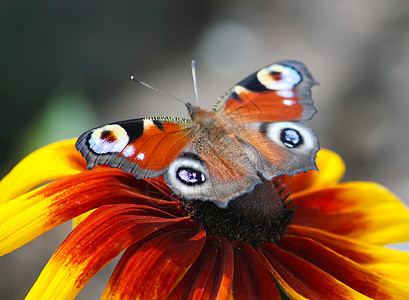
[76,61,319,208]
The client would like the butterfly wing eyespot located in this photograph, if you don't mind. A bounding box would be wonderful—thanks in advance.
[87,124,130,154]
[261,121,318,153]
[177,167,206,185]
[280,128,303,148]
[256,64,302,91]
[164,153,213,199]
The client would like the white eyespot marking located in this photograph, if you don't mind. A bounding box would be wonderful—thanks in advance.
[257,64,302,91]
[283,99,296,106]
[277,90,295,98]
[136,152,145,161]
[165,155,212,201]
[89,124,129,154]
[122,145,136,157]
[263,121,316,151]
[167,157,207,187]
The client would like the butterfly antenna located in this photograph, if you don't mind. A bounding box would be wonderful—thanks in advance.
[130,76,187,105]
[191,60,200,106]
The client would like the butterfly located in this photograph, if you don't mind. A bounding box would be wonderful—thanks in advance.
[76,61,319,208]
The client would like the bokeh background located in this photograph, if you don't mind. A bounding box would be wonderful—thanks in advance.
[1,1,409,298]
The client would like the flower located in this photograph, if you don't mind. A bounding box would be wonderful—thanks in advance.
[1,139,409,299]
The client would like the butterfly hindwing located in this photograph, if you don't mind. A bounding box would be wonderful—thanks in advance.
[213,60,318,123]
[76,117,191,178]
[163,134,262,208]
[236,121,319,180]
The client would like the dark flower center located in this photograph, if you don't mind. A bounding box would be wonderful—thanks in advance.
[178,177,294,247]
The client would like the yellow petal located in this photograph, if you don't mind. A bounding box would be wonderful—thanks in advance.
[0,186,53,255]
[26,257,85,300]
[312,148,346,188]
[0,139,86,204]
[72,210,94,229]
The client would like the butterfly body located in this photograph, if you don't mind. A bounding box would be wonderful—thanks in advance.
[76,61,319,208]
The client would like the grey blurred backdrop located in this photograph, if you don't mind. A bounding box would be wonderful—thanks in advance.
[1,1,409,299]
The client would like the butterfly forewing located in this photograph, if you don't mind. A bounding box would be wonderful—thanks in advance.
[213,60,318,123]
[76,117,192,178]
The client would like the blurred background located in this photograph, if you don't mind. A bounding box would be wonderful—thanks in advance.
[1,0,409,298]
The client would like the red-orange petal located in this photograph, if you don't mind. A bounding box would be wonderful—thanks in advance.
[168,236,234,300]
[27,204,189,299]
[102,224,206,299]
[277,234,409,299]
[259,243,371,299]
[232,242,280,299]
[43,167,179,223]
[290,182,409,244]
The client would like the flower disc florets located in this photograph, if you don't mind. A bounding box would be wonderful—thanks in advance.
[179,178,294,247]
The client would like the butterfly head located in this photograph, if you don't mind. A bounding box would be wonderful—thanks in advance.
[186,102,201,120]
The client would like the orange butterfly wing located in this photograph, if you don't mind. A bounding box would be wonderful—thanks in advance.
[76,118,191,178]
[213,60,317,123]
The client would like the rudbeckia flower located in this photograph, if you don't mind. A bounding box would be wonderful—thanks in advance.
[1,139,409,299]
